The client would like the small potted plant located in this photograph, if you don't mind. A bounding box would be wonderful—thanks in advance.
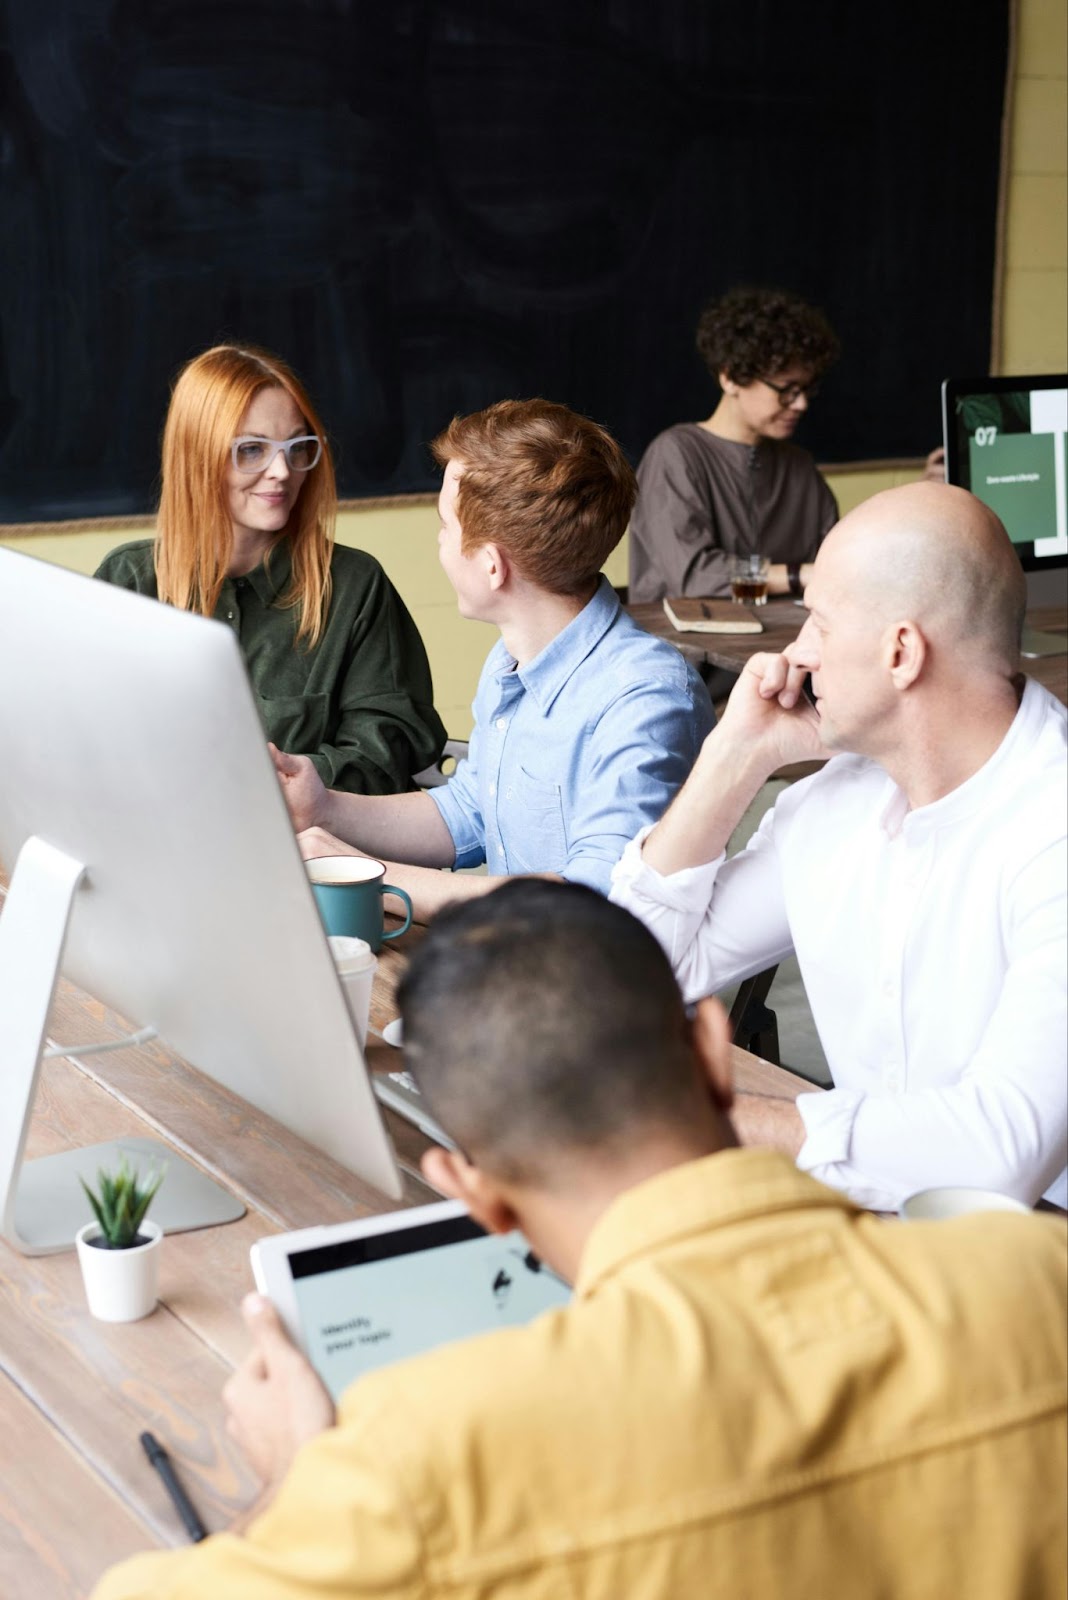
[75,1156,166,1323]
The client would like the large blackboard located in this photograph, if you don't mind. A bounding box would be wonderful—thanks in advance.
[0,1,1009,521]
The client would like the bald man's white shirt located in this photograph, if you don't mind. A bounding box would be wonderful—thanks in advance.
[611,679,1067,1213]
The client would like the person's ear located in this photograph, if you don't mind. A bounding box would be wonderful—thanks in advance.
[480,541,509,594]
[691,996,734,1112]
[719,369,738,397]
[885,619,926,690]
[421,1148,520,1236]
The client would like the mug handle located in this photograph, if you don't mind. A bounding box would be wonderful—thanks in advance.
[379,884,413,941]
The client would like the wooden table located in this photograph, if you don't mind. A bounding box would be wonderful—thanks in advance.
[630,599,1068,707]
[0,916,811,1598]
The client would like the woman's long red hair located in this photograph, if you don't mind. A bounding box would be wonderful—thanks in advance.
[154,344,337,646]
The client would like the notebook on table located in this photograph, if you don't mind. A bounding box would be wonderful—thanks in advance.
[662,596,763,634]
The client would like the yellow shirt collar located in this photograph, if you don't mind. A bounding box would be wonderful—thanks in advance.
[575,1148,859,1299]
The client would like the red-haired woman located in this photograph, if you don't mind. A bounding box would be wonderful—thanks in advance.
[96,344,445,793]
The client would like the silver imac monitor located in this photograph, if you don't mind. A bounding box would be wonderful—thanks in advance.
[942,374,1067,657]
[941,373,1067,571]
[0,548,404,1253]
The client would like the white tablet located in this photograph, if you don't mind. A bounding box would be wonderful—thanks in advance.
[251,1200,571,1401]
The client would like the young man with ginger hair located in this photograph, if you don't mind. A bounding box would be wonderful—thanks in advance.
[273,399,713,919]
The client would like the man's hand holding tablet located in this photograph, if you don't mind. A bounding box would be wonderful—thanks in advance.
[223,1295,337,1496]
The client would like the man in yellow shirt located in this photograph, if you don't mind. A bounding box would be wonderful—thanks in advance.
[95,882,1067,1600]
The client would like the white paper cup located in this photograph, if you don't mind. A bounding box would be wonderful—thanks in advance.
[898,1186,1031,1222]
[327,935,377,1049]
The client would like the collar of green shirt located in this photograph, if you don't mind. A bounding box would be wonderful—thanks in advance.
[223,537,295,607]
[574,1148,859,1299]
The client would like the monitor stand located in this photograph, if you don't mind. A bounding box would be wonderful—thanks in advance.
[0,836,244,1255]
[1020,625,1068,659]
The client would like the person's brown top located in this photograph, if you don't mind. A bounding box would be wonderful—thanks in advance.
[628,423,839,602]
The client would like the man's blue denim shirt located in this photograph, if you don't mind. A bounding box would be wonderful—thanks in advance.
[430,578,714,894]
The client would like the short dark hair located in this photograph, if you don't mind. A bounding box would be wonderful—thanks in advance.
[397,881,701,1181]
[695,287,840,387]
[430,399,637,598]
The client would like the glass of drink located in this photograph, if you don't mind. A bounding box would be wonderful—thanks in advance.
[729,553,770,606]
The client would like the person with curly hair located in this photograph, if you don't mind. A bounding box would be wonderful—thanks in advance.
[629,287,841,606]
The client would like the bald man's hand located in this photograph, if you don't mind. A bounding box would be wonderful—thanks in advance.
[640,650,824,875]
[716,651,824,771]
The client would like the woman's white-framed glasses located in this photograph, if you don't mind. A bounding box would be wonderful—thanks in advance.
[230,435,322,473]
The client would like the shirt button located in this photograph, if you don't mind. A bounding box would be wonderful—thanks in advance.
[497,843,506,858]
[227,610,235,620]
[885,1069,901,1092]
[495,717,507,731]
[488,781,496,796]
[882,978,895,997]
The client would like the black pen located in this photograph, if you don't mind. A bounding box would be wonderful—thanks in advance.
[140,1430,209,1543]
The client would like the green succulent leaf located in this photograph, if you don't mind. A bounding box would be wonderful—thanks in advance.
[79,1155,166,1248]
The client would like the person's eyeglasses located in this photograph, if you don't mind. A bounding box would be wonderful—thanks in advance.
[230,435,322,473]
[760,378,820,407]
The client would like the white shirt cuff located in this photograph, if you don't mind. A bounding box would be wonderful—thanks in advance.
[795,1088,862,1172]
[610,827,726,913]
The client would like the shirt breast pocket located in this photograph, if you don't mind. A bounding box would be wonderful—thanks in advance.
[256,691,331,755]
[507,766,568,873]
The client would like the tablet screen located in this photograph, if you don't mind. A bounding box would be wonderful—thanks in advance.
[287,1214,571,1399]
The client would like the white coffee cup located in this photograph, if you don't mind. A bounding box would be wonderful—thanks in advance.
[898,1186,1031,1222]
[327,935,377,1049]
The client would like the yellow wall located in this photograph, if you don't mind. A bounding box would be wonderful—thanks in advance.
[1002,0,1068,371]
[0,508,626,738]
[0,465,930,734]
[3,0,1064,735]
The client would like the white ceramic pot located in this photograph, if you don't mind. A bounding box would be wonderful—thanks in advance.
[75,1219,163,1322]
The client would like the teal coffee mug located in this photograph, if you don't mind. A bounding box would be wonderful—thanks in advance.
[306,855,413,951]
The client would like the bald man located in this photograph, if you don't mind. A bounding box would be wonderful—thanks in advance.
[612,483,1068,1212]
